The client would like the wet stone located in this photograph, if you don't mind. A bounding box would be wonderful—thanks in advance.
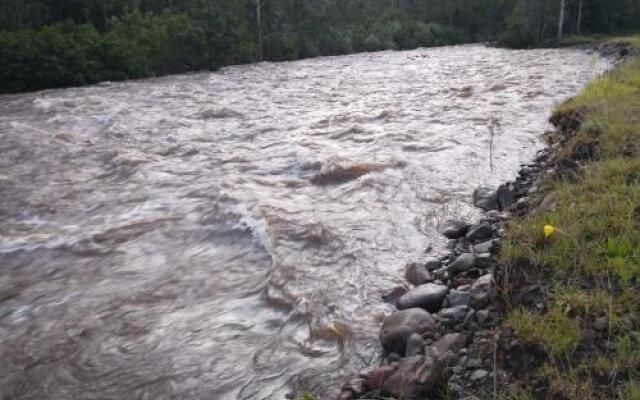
[430,333,467,359]
[432,267,449,281]
[470,274,494,308]
[476,309,490,324]
[380,308,436,355]
[453,239,471,253]
[365,366,396,391]
[467,358,482,368]
[445,289,471,308]
[406,333,426,357]
[447,253,476,274]
[470,369,489,381]
[342,377,367,397]
[383,355,443,399]
[405,263,431,286]
[382,286,408,305]
[397,283,448,312]
[475,252,493,268]
[424,256,443,271]
[473,187,499,210]
[466,223,493,243]
[438,305,470,324]
[439,220,471,239]
[472,240,495,254]
[497,182,517,209]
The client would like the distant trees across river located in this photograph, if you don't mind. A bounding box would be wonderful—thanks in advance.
[1,0,638,93]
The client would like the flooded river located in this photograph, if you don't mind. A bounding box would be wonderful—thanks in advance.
[0,45,606,399]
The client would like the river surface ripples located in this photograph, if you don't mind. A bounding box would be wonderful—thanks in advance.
[0,45,607,399]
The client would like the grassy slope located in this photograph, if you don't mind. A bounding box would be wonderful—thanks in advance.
[499,37,640,399]
[555,35,640,50]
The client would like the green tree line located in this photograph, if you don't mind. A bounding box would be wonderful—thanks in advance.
[0,0,638,93]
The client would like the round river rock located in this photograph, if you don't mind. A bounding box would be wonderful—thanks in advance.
[379,308,436,355]
[396,283,448,312]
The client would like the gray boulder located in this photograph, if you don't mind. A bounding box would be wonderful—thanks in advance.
[380,308,436,355]
[470,274,494,308]
[476,309,490,324]
[445,289,471,307]
[405,333,426,357]
[447,253,476,274]
[470,369,489,381]
[406,263,430,286]
[473,187,499,211]
[429,333,467,359]
[383,355,443,399]
[424,256,443,271]
[365,365,396,391]
[472,240,496,254]
[466,223,493,243]
[382,286,408,305]
[438,305,471,324]
[497,182,517,209]
[475,252,493,268]
[397,283,448,312]
[439,220,471,239]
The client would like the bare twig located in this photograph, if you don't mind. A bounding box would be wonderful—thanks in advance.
[493,331,498,399]
[488,118,501,173]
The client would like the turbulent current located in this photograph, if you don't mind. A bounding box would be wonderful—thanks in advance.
[0,45,607,400]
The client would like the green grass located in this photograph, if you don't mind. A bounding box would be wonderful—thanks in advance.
[499,36,640,399]
[619,382,640,400]
[507,305,582,359]
[555,34,640,53]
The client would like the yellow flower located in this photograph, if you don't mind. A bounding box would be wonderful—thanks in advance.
[543,225,556,237]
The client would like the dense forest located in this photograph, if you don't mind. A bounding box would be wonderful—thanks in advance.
[1,0,639,93]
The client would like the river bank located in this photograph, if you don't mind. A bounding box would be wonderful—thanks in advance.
[333,38,640,400]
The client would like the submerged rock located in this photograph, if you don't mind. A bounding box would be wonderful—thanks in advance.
[473,187,499,211]
[397,283,448,312]
[382,286,408,305]
[380,308,436,355]
[406,263,431,286]
[310,161,386,185]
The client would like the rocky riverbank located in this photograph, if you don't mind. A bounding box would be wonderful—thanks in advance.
[334,40,637,400]
[336,148,551,400]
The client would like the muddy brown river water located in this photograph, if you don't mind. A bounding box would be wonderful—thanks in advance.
[0,45,607,400]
